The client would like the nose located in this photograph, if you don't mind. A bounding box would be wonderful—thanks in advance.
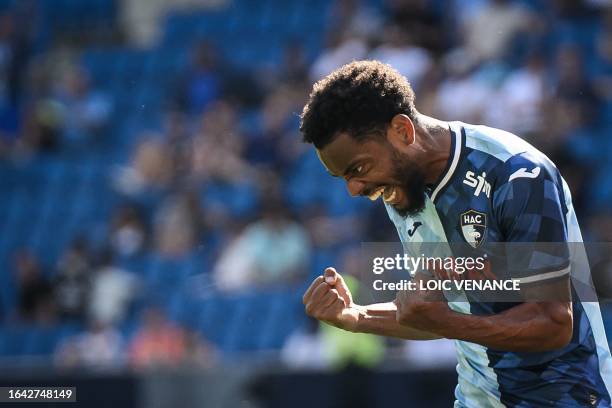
[346,178,366,197]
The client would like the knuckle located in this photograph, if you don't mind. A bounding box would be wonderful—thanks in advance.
[304,304,314,315]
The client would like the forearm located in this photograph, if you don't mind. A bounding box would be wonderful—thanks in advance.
[433,302,573,352]
[353,302,441,340]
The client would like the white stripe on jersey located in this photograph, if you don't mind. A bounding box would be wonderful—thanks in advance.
[432,125,463,202]
[517,266,570,284]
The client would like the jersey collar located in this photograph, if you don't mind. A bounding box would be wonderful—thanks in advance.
[430,122,463,203]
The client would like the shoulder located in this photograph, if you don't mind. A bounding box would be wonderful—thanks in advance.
[461,122,533,163]
[457,122,560,187]
[496,151,560,187]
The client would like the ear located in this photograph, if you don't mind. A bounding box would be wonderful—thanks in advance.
[387,114,416,150]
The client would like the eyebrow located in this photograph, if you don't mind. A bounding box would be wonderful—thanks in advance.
[334,160,361,179]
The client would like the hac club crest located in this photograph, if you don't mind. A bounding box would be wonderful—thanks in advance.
[460,209,487,248]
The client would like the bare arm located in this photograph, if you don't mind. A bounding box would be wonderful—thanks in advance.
[438,301,572,352]
[352,302,441,340]
[396,277,573,352]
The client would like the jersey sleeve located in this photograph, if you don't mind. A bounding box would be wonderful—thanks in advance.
[492,153,570,284]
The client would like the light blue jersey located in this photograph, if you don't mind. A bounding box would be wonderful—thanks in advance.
[385,122,612,407]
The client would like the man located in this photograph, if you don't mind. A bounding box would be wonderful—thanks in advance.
[300,60,612,407]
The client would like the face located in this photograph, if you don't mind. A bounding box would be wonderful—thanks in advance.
[316,115,427,217]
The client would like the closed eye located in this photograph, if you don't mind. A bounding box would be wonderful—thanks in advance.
[343,161,369,179]
[349,164,367,178]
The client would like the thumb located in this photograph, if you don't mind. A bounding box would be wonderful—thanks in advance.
[324,267,338,285]
[324,267,353,306]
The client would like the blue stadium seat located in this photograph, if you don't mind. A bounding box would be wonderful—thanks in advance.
[199,295,237,348]
[258,290,304,349]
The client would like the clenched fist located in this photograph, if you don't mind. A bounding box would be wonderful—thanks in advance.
[302,267,361,331]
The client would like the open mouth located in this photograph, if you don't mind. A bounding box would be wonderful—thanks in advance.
[367,186,399,204]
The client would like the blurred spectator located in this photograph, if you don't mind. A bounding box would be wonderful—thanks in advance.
[120,0,228,48]
[21,99,63,153]
[369,25,432,91]
[119,0,167,48]
[401,338,457,369]
[462,0,532,63]
[588,212,612,242]
[545,149,592,219]
[128,307,187,369]
[485,53,546,134]
[304,205,364,248]
[153,191,202,258]
[16,48,67,153]
[109,205,148,257]
[13,250,56,324]
[593,10,612,103]
[189,100,251,183]
[541,44,602,158]
[553,44,601,127]
[281,317,329,369]
[384,0,445,51]
[55,321,124,370]
[0,9,33,105]
[552,0,599,18]
[309,31,368,82]
[113,133,175,196]
[21,60,112,152]
[434,50,492,122]
[89,249,139,325]
[51,65,112,145]
[174,41,222,115]
[54,237,92,321]
[586,0,612,7]
[245,84,306,171]
[213,197,311,292]
[279,41,309,84]
[162,110,193,180]
[330,0,383,39]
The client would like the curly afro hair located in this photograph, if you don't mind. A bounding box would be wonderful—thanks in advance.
[300,60,416,149]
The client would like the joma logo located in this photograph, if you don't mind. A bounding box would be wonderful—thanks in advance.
[463,171,491,198]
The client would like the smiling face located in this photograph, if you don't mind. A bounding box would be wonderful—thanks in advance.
[316,115,428,217]
[299,61,432,215]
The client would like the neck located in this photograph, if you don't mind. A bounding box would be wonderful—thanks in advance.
[413,113,453,185]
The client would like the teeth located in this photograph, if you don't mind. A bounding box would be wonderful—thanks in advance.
[368,186,385,201]
[383,186,397,203]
